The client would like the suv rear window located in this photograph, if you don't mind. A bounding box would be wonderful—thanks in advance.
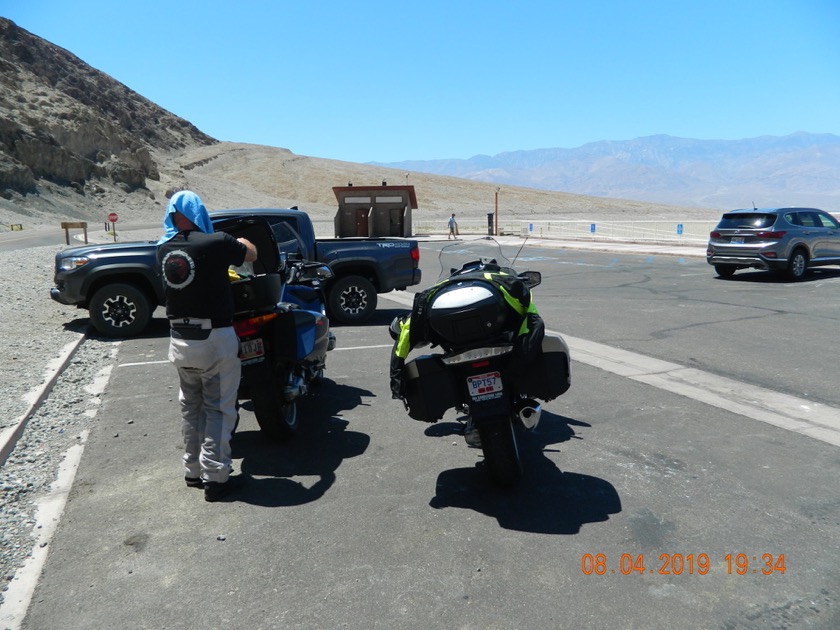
[717,213,777,229]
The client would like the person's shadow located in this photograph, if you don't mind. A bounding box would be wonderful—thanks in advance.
[229,379,372,507]
[428,410,622,534]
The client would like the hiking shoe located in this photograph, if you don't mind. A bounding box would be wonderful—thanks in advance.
[185,476,204,489]
[204,475,247,502]
[464,420,482,449]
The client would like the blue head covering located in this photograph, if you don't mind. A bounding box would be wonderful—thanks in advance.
[157,190,214,244]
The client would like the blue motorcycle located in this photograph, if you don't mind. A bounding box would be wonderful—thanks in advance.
[217,217,336,440]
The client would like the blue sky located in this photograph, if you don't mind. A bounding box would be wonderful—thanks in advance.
[3,0,839,163]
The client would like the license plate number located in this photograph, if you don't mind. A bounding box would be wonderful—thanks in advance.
[239,338,264,361]
[731,236,745,244]
[467,371,502,399]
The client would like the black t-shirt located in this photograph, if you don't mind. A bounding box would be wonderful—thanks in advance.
[156,230,247,321]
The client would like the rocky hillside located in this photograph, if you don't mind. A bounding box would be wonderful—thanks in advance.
[0,17,218,224]
[0,18,714,230]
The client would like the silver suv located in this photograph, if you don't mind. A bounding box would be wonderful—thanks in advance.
[706,207,840,279]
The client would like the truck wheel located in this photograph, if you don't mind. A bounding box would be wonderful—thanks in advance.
[89,283,151,338]
[328,275,377,324]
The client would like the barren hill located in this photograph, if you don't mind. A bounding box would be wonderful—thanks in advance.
[0,17,716,231]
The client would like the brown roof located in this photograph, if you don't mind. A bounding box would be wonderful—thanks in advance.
[332,185,418,209]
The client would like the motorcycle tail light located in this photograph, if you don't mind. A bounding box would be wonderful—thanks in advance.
[441,345,513,365]
[233,312,278,337]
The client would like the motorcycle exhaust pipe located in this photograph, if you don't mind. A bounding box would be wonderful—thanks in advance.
[517,401,542,429]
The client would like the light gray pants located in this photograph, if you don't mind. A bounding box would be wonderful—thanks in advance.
[168,327,240,483]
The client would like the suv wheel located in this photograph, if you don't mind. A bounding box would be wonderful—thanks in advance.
[714,264,737,278]
[89,282,151,337]
[787,249,809,281]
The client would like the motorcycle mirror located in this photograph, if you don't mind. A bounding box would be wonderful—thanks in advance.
[518,270,541,288]
[317,264,334,281]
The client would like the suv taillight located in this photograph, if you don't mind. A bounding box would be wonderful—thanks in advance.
[710,231,721,238]
[755,231,786,239]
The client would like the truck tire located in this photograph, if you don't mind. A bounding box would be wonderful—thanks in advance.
[328,275,377,324]
[89,282,151,338]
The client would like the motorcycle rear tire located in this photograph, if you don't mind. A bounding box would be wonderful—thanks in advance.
[476,415,522,487]
[251,382,299,440]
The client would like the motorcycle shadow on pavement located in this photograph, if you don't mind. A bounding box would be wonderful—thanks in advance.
[226,379,372,507]
[333,307,409,328]
[427,411,622,535]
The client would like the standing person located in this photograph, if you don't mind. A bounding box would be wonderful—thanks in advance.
[156,190,257,502]
[448,213,458,239]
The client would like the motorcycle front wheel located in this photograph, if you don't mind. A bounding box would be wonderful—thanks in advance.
[476,415,522,487]
[251,379,299,440]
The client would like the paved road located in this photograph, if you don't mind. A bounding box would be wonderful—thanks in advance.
[9,241,840,629]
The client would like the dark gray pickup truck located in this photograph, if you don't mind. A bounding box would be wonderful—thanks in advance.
[50,207,421,337]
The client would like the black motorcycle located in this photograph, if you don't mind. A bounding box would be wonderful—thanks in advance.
[217,217,336,440]
[390,237,571,486]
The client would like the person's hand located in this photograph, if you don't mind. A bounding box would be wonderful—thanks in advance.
[238,237,258,262]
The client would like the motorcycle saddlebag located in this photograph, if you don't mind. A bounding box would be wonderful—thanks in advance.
[515,334,571,401]
[403,354,459,422]
[231,273,283,315]
[271,308,330,364]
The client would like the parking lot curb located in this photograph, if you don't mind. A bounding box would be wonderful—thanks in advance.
[0,333,87,465]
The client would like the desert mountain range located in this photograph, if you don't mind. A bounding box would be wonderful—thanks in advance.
[378,133,840,211]
[1,17,835,232]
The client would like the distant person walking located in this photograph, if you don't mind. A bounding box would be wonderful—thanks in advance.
[448,213,459,239]
[156,190,257,502]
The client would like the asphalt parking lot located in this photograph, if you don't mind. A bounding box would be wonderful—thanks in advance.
[6,238,840,629]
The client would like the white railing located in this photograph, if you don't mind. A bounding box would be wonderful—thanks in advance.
[411,219,716,243]
[517,220,716,243]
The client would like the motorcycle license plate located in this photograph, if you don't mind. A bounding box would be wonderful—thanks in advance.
[239,338,265,361]
[467,371,503,399]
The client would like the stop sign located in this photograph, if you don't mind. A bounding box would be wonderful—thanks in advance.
[108,212,118,223]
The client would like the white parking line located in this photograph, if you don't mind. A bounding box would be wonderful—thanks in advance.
[559,333,840,447]
[334,344,394,351]
[382,292,840,447]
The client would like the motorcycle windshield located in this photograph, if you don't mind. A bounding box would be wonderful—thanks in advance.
[437,237,517,281]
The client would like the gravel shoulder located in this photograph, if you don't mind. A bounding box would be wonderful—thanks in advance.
[0,245,116,604]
